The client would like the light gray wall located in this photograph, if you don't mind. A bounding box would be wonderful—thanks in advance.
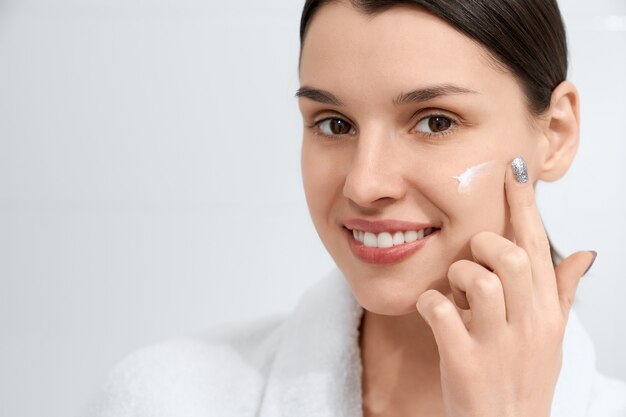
[0,1,624,417]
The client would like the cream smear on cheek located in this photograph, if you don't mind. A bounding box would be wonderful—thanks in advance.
[451,161,496,194]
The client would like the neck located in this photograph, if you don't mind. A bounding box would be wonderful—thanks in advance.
[358,294,468,416]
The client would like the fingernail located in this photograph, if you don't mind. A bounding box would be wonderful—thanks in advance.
[583,250,598,276]
[511,156,529,183]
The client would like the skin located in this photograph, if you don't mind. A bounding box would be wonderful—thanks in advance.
[298,2,592,417]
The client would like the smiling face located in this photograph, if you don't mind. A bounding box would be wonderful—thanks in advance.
[298,2,551,315]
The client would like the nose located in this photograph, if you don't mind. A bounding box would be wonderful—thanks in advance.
[343,130,406,209]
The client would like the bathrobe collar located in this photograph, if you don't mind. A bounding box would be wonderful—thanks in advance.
[258,268,596,417]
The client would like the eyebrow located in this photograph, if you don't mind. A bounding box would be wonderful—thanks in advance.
[295,84,478,106]
[295,86,343,106]
[393,84,478,105]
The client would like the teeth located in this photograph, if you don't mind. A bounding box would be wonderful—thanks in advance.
[392,231,404,245]
[363,232,377,247]
[377,232,393,248]
[404,230,418,242]
[352,228,435,248]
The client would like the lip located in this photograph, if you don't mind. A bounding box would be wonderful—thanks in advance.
[343,219,438,265]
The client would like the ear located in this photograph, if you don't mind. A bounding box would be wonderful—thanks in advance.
[537,81,580,182]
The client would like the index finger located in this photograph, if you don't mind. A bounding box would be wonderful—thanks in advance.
[505,156,557,299]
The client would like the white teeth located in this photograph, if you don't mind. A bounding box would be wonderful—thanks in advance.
[404,230,418,242]
[377,232,393,248]
[363,232,378,247]
[352,228,435,247]
[392,231,405,245]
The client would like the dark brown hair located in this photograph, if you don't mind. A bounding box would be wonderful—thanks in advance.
[299,0,568,116]
[298,0,568,265]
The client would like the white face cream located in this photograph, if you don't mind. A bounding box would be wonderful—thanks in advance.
[451,161,495,194]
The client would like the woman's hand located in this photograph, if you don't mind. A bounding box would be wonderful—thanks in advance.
[415,156,596,417]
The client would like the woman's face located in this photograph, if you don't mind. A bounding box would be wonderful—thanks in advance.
[299,2,548,315]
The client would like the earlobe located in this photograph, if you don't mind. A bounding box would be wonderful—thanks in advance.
[538,81,581,182]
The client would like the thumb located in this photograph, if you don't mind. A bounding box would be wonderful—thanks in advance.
[554,250,597,316]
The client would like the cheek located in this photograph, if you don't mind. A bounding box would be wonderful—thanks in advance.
[413,159,510,238]
[301,140,347,229]
[448,165,510,241]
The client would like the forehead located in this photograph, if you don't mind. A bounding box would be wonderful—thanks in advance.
[299,2,510,98]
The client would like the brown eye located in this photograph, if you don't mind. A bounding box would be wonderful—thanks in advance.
[318,118,355,136]
[415,114,455,136]
[428,116,451,132]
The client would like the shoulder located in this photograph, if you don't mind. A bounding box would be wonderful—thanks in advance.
[87,314,287,417]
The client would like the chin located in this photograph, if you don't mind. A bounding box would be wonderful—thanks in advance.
[340,266,452,316]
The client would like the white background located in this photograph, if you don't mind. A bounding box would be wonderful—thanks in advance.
[0,1,624,416]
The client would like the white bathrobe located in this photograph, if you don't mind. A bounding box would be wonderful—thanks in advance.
[89,268,626,417]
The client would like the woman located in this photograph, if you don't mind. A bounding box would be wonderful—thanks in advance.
[90,1,626,416]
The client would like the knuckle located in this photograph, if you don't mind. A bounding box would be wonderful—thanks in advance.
[470,273,501,297]
[518,235,552,262]
[498,246,530,274]
[448,259,472,279]
[429,300,456,323]
[470,231,497,249]
[530,236,551,256]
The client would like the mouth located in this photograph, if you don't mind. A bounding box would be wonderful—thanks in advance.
[342,223,440,265]
[348,227,438,248]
